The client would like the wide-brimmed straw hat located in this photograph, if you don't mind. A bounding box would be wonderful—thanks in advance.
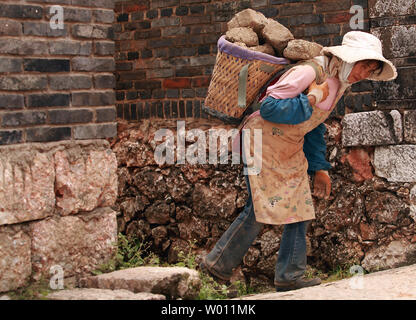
[321,31,397,81]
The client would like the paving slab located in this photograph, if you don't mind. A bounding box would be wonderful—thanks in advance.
[80,266,201,300]
[236,264,416,300]
[46,288,165,300]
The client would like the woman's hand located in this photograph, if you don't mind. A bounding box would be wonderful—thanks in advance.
[313,170,331,200]
[307,81,329,105]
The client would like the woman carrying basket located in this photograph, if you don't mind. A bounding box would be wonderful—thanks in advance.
[200,31,397,292]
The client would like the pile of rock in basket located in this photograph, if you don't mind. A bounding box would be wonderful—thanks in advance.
[225,8,323,61]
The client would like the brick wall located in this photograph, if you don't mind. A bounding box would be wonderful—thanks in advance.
[0,0,117,146]
[114,0,372,121]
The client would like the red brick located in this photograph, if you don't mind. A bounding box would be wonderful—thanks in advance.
[325,12,352,24]
[192,76,211,87]
[163,78,191,89]
[345,148,374,183]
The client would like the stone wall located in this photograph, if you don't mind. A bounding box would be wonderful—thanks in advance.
[0,0,117,145]
[0,0,119,293]
[111,0,416,288]
[112,118,416,288]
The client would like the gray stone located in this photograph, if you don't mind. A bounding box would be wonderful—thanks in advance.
[46,288,165,300]
[369,0,416,18]
[72,24,112,39]
[95,41,115,55]
[361,240,416,272]
[0,75,47,91]
[23,22,68,37]
[0,94,24,110]
[261,18,294,55]
[0,224,31,292]
[49,75,93,90]
[227,8,268,33]
[73,123,117,140]
[225,27,259,47]
[342,110,403,147]
[94,9,115,23]
[404,110,416,143]
[79,266,201,300]
[249,43,275,55]
[283,39,323,61]
[72,57,115,72]
[49,40,92,56]
[373,145,416,182]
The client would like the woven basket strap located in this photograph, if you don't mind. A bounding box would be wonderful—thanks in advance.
[237,63,252,109]
[297,60,326,84]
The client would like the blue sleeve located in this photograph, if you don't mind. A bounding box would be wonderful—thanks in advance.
[260,94,313,124]
[303,123,332,175]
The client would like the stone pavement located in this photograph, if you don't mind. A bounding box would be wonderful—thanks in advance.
[236,263,416,300]
[1,264,415,300]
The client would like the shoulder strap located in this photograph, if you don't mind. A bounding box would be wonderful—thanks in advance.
[296,60,326,84]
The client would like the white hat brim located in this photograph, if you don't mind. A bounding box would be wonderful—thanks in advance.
[321,46,397,81]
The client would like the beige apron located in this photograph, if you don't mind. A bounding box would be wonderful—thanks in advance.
[242,87,346,225]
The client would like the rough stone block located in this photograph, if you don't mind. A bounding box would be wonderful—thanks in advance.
[225,27,259,47]
[54,145,117,215]
[0,150,55,225]
[261,18,294,55]
[30,207,118,281]
[341,110,402,147]
[373,145,416,182]
[404,110,416,143]
[227,8,268,33]
[283,39,323,61]
[46,288,165,300]
[79,267,201,300]
[0,224,31,292]
[361,240,416,272]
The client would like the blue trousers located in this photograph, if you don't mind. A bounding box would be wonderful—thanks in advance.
[204,174,310,284]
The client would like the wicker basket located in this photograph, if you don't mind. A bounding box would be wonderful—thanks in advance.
[203,36,289,123]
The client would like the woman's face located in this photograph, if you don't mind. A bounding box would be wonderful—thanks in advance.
[348,60,380,83]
